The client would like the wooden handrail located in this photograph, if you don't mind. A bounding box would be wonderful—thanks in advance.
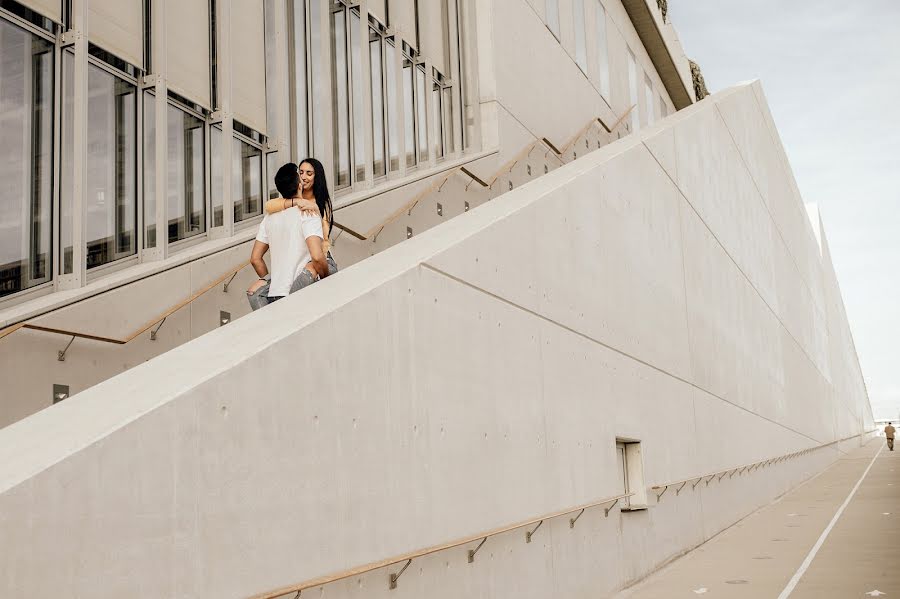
[250,491,634,599]
[353,105,636,242]
[0,261,252,345]
[650,429,880,500]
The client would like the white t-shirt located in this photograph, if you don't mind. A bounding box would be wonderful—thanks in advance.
[255,209,324,297]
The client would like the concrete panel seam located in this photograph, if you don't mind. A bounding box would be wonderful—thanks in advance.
[420,263,825,446]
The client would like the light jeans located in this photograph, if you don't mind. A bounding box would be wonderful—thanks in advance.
[247,254,339,311]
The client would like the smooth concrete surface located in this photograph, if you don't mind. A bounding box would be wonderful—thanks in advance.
[617,438,898,598]
[0,82,874,598]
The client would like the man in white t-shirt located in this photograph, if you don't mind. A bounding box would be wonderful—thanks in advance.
[246,163,330,310]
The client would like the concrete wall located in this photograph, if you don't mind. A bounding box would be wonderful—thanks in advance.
[0,82,873,598]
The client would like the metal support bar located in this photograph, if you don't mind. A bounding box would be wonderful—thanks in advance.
[223,272,238,292]
[467,537,487,563]
[691,476,704,489]
[389,559,412,590]
[604,498,620,517]
[292,591,301,599]
[704,475,715,486]
[655,485,669,501]
[525,520,543,543]
[57,336,76,362]
[717,471,728,482]
[150,317,167,341]
[675,481,689,495]
[729,468,739,479]
[569,508,585,528]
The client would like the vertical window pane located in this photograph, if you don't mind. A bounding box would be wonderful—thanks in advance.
[292,0,309,158]
[432,82,443,160]
[0,20,53,298]
[267,152,280,199]
[403,57,415,168]
[62,57,138,270]
[415,65,428,163]
[660,95,668,118]
[595,1,609,98]
[627,49,639,132]
[574,0,587,73]
[546,0,560,39]
[442,86,454,155]
[350,10,365,183]
[210,126,223,228]
[309,0,324,153]
[143,91,156,248]
[166,105,205,242]
[386,40,400,171]
[644,73,654,126]
[331,9,350,188]
[233,137,262,223]
[370,32,386,178]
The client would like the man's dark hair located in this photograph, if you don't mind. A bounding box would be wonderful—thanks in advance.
[274,163,300,199]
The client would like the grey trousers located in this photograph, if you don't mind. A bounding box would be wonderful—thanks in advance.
[247,255,338,311]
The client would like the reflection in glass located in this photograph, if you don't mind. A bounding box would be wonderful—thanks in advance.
[644,73,654,126]
[403,57,415,167]
[62,54,137,271]
[595,1,610,99]
[211,126,223,227]
[627,49,639,132]
[432,81,443,160]
[370,31,386,178]
[292,0,309,158]
[416,65,428,163]
[144,99,206,245]
[350,10,365,183]
[546,0,560,38]
[0,19,53,297]
[331,8,350,188]
[232,136,262,224]
[386,40,400,171]
[574,0,587,73]
[442,86,454,155]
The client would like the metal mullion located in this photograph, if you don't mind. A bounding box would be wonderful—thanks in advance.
[344,7,356,187]
[377,32,389,179]
[86,54,138,86]
[51,39,62,289]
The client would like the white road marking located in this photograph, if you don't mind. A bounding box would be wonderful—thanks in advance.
[777,446,884,599]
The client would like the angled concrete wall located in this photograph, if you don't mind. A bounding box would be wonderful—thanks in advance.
[0,82,872,598]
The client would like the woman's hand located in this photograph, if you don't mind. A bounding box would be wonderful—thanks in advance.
[247,279,267,295]
[295,198,320,217]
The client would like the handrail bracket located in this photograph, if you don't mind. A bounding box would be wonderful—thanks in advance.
[150,317,167,341]
[525,520,543,543]
[604,498,620,516]
[57,335,76,362]
[389,559,412,590]
[468,537,487,563]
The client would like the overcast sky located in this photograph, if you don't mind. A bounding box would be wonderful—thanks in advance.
[667,1,900,421]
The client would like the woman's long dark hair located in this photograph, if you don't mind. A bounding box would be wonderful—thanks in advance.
[300,158,333,239]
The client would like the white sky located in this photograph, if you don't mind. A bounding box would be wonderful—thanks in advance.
[668,1,900,421]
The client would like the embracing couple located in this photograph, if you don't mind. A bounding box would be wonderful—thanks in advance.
[246,158,338,310]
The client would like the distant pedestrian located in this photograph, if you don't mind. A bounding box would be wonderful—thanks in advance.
[885,422,895,451]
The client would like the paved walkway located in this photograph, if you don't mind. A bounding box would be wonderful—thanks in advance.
[617,438,898,598]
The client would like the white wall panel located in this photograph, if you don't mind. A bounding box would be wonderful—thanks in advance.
[18,0,61,23]
[419,0,448,73]
[389,0,417,46]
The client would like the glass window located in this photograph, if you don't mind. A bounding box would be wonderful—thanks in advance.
[595,1,610,99]
[402,56,415,168]
[442,86,454,155]
[546,0,560,39]
[660,94,668,119]
[331,7,351,188]
[61,54,138,271]
[232,136,263,224]
[350,10,365,183]
[211,125,223,227]
[292,0,309,158]
[267,152,280,199]
[144,99,206,246]
[415,65,428,163]
[0,19,53,298]
[627,49,639,132]
[370,31,386,178]
[574,0,587,73]
[432,81,443,160]
[644,73,654,126]
[386,39,400,171]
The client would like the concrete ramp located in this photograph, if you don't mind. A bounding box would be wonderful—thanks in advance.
[0,82,873,598]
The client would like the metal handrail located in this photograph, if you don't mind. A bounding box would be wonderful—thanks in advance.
[650,429,880,501]
[357,105,636,243]
[250,491,634,598]
[0,261,252,346]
